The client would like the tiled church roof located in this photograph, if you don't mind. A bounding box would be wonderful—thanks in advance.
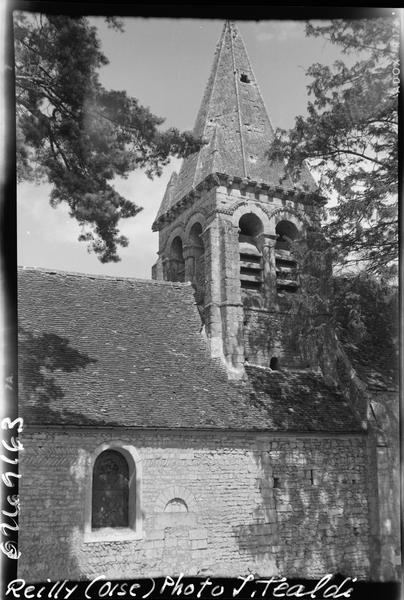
[245,366,362,431]
[153,21,318,227]
[18,268,362,432]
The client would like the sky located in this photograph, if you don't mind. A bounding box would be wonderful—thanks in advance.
[17,17,363,279]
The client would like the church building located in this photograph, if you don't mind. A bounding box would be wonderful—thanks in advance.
[17,21,399,582]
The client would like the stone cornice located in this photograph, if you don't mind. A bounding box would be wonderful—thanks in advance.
[152,172,327,231]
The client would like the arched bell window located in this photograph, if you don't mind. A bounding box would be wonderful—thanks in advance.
[92,450,130,529]
[238,213,263,291]
[168,236,185,282]
[188,222,205,297]
[275,220,299,293]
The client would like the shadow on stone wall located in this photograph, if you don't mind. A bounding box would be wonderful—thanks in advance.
[19,447,88,581]
[20,430,149,582]
[19,425,371,581]
[232,445,369,579]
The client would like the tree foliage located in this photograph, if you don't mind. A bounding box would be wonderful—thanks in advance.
[284,236,398,384]
[268,18,399,277]
[333,273,398,384]
[14,13,202,262]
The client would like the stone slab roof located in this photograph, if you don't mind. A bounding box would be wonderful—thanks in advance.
[154,21,318,225]
[18,268,362,432]
[245,366,362,431]
[354,364,398,393]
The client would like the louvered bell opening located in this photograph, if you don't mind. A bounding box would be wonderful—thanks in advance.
[239,239,262,290]
[238,214,264,291]
[275,251,298,292]
[275,221,299,293]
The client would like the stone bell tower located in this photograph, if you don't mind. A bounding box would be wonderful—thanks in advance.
[152,20,331,378]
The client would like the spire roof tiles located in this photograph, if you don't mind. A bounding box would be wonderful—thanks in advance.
[155,20,318,225]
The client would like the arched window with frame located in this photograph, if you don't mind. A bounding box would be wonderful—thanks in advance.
[92,449,130,529]
[84,442,142,542]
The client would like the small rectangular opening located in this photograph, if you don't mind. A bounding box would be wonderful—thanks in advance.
[241,280,262,290]
[277,283,298,293]
[276,258,297,268]
[276,271,297,280]
[240,253,261,264]
[240,267,262,277]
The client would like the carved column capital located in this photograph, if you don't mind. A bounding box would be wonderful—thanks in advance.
[256,233,277,251]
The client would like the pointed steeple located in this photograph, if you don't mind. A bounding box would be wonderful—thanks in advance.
[154,20,317,227]
[189,19,278,183]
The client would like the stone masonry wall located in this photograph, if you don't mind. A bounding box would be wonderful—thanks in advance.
[19,429,370,582]
[155,184,326,372]
[368,390,401,580]
[243,309,307,369]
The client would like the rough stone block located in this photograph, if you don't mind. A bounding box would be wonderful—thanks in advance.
[189,528,207,540]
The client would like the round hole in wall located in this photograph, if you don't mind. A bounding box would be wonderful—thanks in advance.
[270,357,279,370]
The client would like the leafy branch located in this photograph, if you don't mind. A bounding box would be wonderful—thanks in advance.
[14,12,203,262]
[267,18,399,277]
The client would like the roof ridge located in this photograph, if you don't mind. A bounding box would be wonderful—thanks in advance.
[18,266,193,287]
[229,21,247,178]
[191,20,227,191]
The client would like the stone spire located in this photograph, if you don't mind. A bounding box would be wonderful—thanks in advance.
[154,20,317,228]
